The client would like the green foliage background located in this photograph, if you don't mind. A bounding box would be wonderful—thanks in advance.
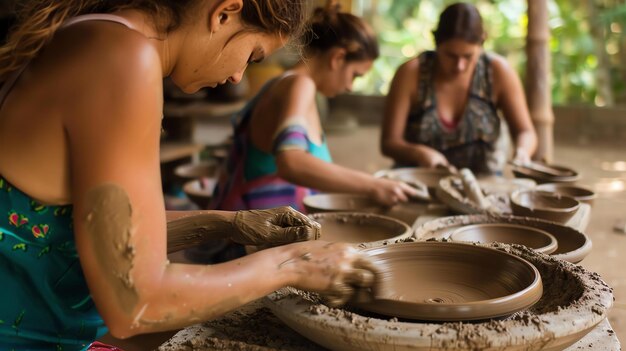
[352,0,626,106]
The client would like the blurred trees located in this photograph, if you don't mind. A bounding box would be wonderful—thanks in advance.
[352,0,626,106]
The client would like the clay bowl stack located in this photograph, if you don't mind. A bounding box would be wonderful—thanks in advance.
[511,161,579,184]
[536,183,596,206]
[449,223,558,254]
[510,189,581,224]
[308,212,412,248]
[174,160,219,209]
[356,241,543,321]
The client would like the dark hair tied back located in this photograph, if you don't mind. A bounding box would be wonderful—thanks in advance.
[303,0,378,62]
[433,2,485,46]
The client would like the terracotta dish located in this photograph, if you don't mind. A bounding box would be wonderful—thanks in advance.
[354,242,542,321]
[182,178,217,210]
[308,212,411,247]
[536,183,596,206]
[450,223,558,254]
[511,162,579,184]
[303,193,381,214]
[265,243,612,351]
[414,215,592,263]
[511,190,580,224]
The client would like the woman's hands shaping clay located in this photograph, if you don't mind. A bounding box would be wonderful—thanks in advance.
[232,206,321,246]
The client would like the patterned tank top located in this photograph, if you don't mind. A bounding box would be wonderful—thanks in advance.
[0,14,140,351]
[404,51,501,174]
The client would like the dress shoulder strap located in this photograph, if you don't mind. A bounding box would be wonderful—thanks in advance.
[0,14,138,108]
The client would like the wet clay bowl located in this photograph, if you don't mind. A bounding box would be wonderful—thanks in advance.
[536,183,597,206]
[174,160,218,180]
[265,243,612,351]
[511,162,579,184]
[182,178,217,209]
[303,193,382,214]
[511,189,581,224]
[414,214,593,263]
[449,223,558,254]
[356,242,542,321]
[308,212,411,248]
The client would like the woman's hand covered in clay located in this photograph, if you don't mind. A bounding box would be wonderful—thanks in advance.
[371,178,419,206]
[417,146,449,168]
[232,206,321,246]
[286,241,378,307]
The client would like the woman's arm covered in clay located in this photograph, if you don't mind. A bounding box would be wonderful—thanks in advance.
[380,59,450,168]
[68,31,370,339]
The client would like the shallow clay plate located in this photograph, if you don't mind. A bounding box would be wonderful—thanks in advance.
[511,162,579,184]
[265,243,612,351]
[450,223,558,254]
[414,214,592,263]
[308,212,411,247]
[303,193,382,214]
[511,189,580,224]
[536,183,596,206]
[356,242,542,321]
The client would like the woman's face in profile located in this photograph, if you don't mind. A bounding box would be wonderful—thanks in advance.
[436,38,482,77]
[169,7,287,94]
[322,58,373,98]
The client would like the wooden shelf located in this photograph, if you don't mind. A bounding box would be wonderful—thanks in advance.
[164,100,246,119]
[160,142,204,163]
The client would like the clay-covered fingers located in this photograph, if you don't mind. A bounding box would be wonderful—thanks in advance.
[232,207,320,246]
[272,206,321,241]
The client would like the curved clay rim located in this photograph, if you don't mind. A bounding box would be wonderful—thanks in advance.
[511,165,579,183]
[511,190,580,213]
[536,183,596,204]
[308,212,412,248]
[449,223,558,254]
[265,243,613,351]
[356,242,543,321]
[413,214,592,263]
[303,193,381,213]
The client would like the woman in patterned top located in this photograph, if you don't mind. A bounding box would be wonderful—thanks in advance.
[0,1,379,350]
[381,2,537,175]
[213,1,418,213]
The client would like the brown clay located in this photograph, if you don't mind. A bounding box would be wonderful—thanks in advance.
[377,167,453,191]
[302,193,382,214]
[308,212,411,247]
[511,163,579,184]
[511,190,580,224]
[355,242,542,321]
[413,214,593,263]
[449,223,558,254]
[264,242,613,351]
[536,183,596,206]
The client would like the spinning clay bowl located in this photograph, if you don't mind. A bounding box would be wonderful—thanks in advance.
[511,189,581,224]
[308,212,411,247]
[450,223,558,254]
[536,183,596,206]
[303,193,382,214]
[356,242,543,321]
[265,243,613,351]
[414,214,592,263]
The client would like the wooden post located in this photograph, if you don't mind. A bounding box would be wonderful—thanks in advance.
[526,0,554,163]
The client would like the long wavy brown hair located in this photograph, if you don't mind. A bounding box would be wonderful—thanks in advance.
[0,0,306,83]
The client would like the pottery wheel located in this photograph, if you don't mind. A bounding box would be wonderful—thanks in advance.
[264,243,613,351]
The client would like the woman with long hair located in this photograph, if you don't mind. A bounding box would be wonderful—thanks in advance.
[0,1,377,349]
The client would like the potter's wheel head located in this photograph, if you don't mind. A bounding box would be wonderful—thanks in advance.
[358,242,542,321]
[308,212,411,246]
[449,223,558,254]
[303,193,381,214]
